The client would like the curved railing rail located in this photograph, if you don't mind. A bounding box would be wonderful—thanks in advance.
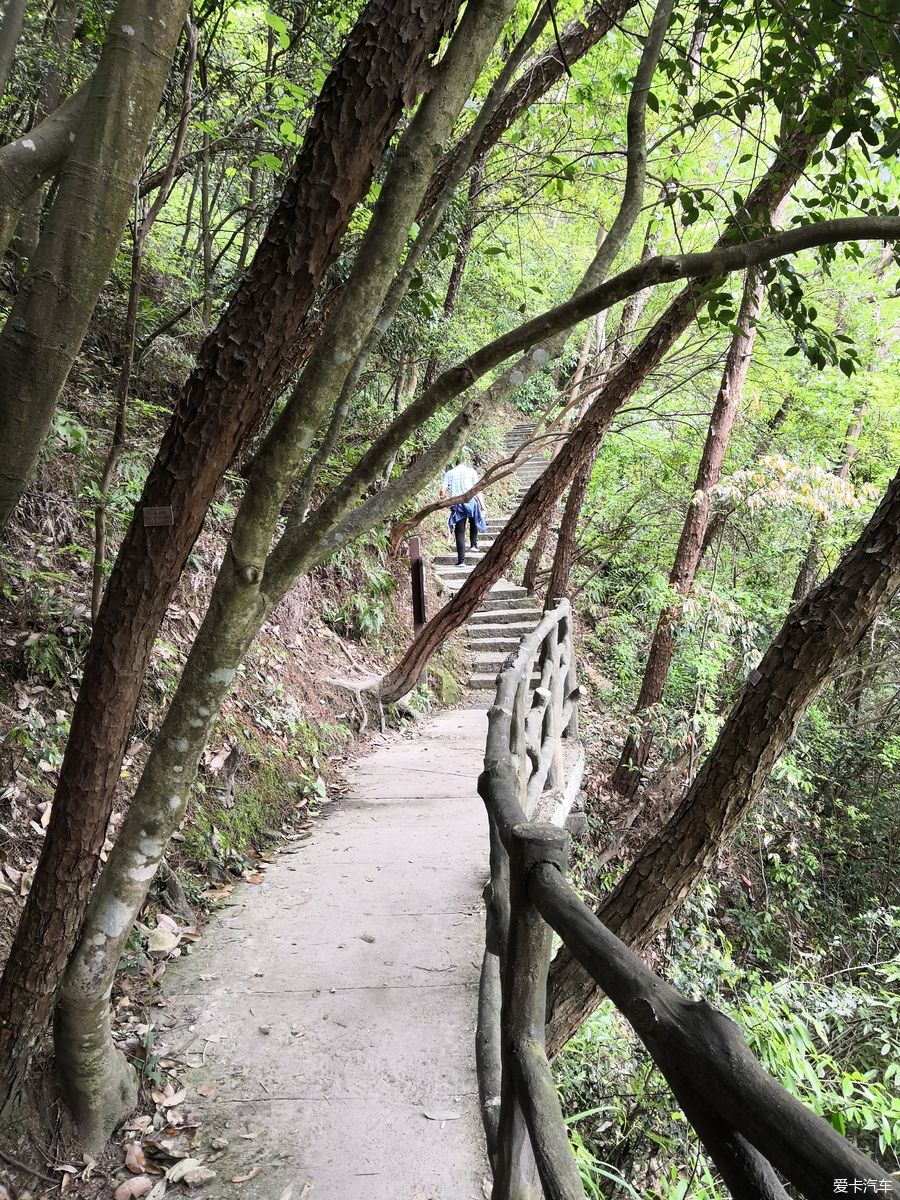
[477,600,899,1200]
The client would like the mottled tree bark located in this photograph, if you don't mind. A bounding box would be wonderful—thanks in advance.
[612,262,770,797]
[546,464,900,1053]
[0,0,462,1124]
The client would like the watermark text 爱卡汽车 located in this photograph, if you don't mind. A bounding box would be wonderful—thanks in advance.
[833,1182,895,1194]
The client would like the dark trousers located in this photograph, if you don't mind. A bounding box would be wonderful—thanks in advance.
[454,517,479,563]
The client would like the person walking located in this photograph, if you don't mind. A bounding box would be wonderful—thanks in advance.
[440,450,487,566]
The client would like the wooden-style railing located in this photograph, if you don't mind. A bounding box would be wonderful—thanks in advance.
[477,600,899,1200]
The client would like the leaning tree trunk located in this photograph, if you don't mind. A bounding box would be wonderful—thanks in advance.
[546,462,900,1053]
[0,0,462,1126]
[611,261,771,798]
[0,0,191,528]
[377,95,839,702]
[53,0,515,1149]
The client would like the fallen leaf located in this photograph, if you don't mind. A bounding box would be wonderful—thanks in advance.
[183,1169,216,1188]
[423,1109,461,1121]
[147,927,180,954]
[165,1159,203,1183]
[146,1180,167,1200]
[125,1142,146,1173]
[163,1089,187,1108]
[230,1167,263,1184]
[482,1178,493,1199]
[114,1176,152,1200]
[195,1083,217,1098]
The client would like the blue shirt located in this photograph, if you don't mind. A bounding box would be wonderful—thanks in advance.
[442,464,479,496]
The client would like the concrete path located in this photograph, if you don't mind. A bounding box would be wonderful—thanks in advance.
[161,707,491,1200]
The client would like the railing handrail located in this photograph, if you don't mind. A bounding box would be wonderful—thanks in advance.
[477,601,900,1200]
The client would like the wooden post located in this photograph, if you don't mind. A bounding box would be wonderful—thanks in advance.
[495,823,585,1200]
[558,602,579,739]
[409,536,427,634]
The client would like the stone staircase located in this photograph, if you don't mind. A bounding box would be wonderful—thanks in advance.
[432,423,549,690]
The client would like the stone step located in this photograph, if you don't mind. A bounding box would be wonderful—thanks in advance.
[436,565,526,589]
[466,621,539,639]
[433,551,487,567]
[477,589,529,604]
[470,671,538,691]
[472,650,522,672]
[465,636,522,653]
[467,607,539,625]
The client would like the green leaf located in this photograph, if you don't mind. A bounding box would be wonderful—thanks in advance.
[265,11,290,50]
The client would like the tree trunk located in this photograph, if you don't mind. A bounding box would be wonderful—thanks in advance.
[91,20,198,623]
[199,90,214,326]
[546,463,900,1053]
[611,262,770,797]
[0,84,88,261]
[0,0,191,528]
[377,96,836,702]
[523,516,552,594]
[52,0,515,1148]
[56,554,268,1151]
[0,0,463,1125]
